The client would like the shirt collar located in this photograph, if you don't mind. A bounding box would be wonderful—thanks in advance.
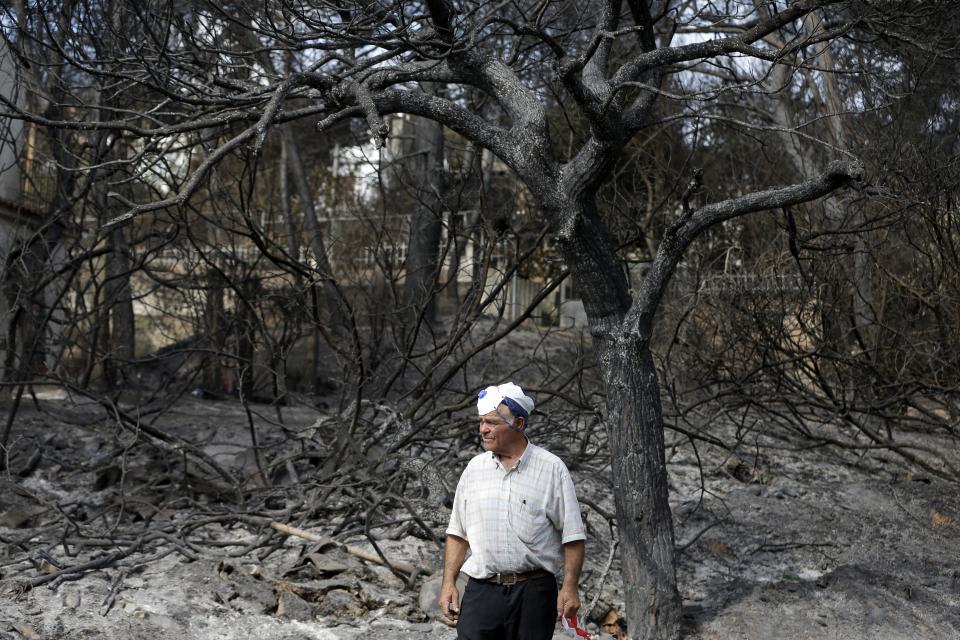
[491,441,535,471]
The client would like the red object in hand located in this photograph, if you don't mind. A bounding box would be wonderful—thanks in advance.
[560,614,592,639]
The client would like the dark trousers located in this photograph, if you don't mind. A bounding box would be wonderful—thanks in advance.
[456,575,558,640]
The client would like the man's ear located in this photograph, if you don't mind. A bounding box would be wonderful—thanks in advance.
[515,416,525,432]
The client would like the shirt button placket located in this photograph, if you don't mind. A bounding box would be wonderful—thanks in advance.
[499,470,507,562]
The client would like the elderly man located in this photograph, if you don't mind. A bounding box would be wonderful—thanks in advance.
[439,382,586,640]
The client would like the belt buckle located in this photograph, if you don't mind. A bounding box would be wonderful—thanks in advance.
[497,572,518,585]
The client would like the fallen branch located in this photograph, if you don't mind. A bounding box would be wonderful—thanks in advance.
[586,531,618,620]
[18,537,143,591]
[677,517,726,553]
[751,540,838,554]
[269,521,432,577]
[100,568,128,616]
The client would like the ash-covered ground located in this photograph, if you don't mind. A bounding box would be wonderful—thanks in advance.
[1,384,958,640]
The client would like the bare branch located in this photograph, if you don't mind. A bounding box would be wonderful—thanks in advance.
[626,159,865,339]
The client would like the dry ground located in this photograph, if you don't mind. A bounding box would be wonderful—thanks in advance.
[1,383,958,640]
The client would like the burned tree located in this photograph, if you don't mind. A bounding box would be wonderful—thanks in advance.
[0,1,873,637]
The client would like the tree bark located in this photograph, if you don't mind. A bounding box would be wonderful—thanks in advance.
[236,278,258,401]
[403,115,446,328]
[554,195,681,640]
[203,268,226,394]
[598,339,681,639]
[104,227,135,386]
[281,123,347,337]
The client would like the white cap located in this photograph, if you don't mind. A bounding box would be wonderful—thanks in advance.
[477,382,534,419]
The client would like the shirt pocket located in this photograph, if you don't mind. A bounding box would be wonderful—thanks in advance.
[510,496,550,546]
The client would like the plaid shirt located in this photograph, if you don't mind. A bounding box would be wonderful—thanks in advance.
[446,442,586,578]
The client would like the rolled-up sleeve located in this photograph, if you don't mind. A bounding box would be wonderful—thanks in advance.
[557,470,586,544]
[446,472,468,540]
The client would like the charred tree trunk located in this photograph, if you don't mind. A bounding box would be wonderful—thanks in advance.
[203,269,226,394]
[466,149,496,309]
[444,140,482,307]
[281,123,348,339]
[403,115,446,328]
[281,125,335,283]
[103,227,135,387]
[554,195,682,640]
[236,278,259,401]
[445,211,462,307]
[598,340,681,637]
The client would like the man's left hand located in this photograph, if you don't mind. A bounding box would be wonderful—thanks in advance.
[557,584,581,620]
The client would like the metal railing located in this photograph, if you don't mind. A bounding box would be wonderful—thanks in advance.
[697,273,809,296]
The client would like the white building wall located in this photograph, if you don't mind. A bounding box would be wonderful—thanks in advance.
[0,41,65,382]
[0,42,24,380]
[0,43,23,204]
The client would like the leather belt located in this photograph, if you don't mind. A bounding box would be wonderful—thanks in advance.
[474,569,553,585]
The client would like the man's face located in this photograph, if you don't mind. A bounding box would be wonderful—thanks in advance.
[478,408,524,453]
